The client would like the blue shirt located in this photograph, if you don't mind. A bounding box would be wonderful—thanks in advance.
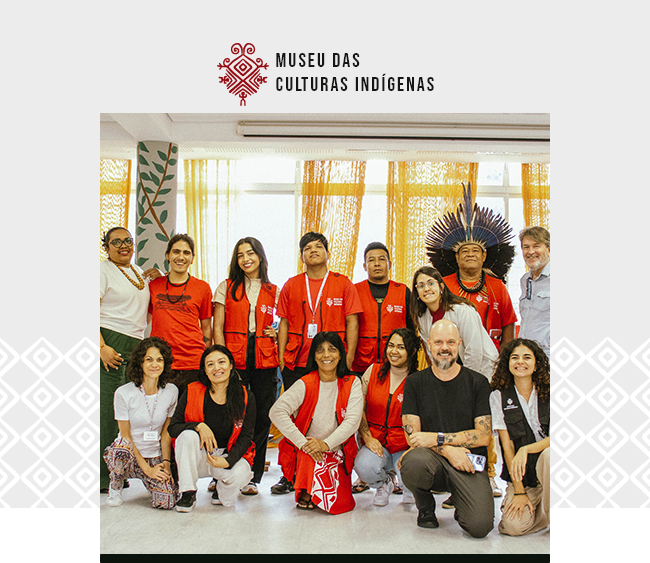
[518,262,550,356]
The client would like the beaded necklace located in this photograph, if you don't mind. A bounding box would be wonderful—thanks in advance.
[455,270,485,294]
[110,259,145,290]
[166,274,190,304]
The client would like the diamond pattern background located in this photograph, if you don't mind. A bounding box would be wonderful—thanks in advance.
[0,336,649,507]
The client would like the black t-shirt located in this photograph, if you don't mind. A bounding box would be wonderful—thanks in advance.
[168,387,256,467]
[401,366,490,457]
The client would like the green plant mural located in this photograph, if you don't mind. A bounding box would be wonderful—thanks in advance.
[135,141,178,270]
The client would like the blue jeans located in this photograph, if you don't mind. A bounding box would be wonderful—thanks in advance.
[353,444,409,491]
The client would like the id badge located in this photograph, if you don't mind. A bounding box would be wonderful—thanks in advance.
[307,323,318,339]
[143,431,159,442]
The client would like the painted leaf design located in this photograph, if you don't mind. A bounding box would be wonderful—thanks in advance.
[171,145,178,154]
[168,159,177,166]
[137,239,148,252]
[160,210,168,224]
[137,256,149,266]
[140,216,153,225]
[155,232,169,242]
[153,200,165,207]
[157,150,168,161]
[150,172,160,186]
[138,154,149,166]
[158,188,172,195]
[164,174,174,181]
[138,142,149,153]
[141,172,151,181]
[154,162,165,174]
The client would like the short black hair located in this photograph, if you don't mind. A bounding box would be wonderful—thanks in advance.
[364,242,390,262]
[304,331,348,378]
[166,233,195,257]
[299,232,329,253]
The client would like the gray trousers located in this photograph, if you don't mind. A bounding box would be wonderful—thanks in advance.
[400,448,494,538]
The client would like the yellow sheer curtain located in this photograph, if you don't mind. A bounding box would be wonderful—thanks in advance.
[100,158,132,261]
[522,163,550,230]
[184,160,239,288]
[300,161,366,278]
[184,160,211,281]
[386,161,478,285]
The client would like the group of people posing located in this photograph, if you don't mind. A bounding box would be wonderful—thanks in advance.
[100,200,550,538]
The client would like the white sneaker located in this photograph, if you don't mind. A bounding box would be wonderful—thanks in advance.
[241,482,259,495]
[106,487,123,507]
[402,488,415,504]
[373,477,395,506]
[490,477,503,497]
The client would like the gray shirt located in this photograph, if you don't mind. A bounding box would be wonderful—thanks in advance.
[518,262,550,356]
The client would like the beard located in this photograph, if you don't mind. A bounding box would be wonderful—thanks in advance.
[432,352,458,371]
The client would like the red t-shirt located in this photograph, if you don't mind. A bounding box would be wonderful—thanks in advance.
[443,273,517,349]
[277,271,363,368]
[149,276,213,370]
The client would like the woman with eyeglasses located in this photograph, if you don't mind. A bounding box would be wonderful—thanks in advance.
[100,227,162,494]
[410,266,498,379]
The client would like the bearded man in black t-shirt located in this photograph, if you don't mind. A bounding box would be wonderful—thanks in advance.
[399,319,494,537]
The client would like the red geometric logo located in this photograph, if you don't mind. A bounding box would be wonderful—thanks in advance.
[218,43,268,106]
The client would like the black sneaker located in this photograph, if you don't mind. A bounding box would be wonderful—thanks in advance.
[211,488,222,505]
[442,495,454,509]
[417,509,440,529]
[270,476,294,494]
[175,490,196,512]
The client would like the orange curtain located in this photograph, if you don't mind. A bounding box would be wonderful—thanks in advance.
[522,163,550,230]
[100,159,132,261]
[386,161,478,285]
[300,161,366,278]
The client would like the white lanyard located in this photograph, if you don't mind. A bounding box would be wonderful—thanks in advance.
[139,386,159,431]
[305,271,329,323]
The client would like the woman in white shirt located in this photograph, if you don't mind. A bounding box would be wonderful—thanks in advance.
[103,336,179,509]
[100,226,160,493]
[489,338,550,536]
[409,266,498,379]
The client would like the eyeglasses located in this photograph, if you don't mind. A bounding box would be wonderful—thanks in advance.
[415,280,438,291]
[109,237,134,248]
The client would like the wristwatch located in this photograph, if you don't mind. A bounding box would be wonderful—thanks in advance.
[437,432,444,447]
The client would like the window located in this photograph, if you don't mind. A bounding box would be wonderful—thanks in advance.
[126,158,540,326]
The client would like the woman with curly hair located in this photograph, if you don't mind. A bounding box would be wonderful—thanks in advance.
[354,328,420,506]
[103,336,179,509]
[489,338,550,536]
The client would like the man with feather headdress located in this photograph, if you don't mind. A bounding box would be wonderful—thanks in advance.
[425,183,517,353]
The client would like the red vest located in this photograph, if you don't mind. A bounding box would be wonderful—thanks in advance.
[352,280,408,372]
[278,371,358,480]
[365,363,409,453]
[283,272,351,370]
[184,381,256,467]
[223,279,279,370]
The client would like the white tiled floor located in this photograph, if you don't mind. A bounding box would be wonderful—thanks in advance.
[100,448,550,555]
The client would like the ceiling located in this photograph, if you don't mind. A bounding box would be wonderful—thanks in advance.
[100,113,550,163]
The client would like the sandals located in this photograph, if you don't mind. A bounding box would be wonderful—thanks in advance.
[352,481,369,494]
[296,493,316,510]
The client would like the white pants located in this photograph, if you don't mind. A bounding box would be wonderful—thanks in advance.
[175,430,253,507]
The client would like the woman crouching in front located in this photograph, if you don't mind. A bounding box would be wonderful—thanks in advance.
[270,331,363,514]
[168,344,255,512]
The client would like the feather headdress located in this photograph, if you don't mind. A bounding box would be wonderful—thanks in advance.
[425,182,515,281]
